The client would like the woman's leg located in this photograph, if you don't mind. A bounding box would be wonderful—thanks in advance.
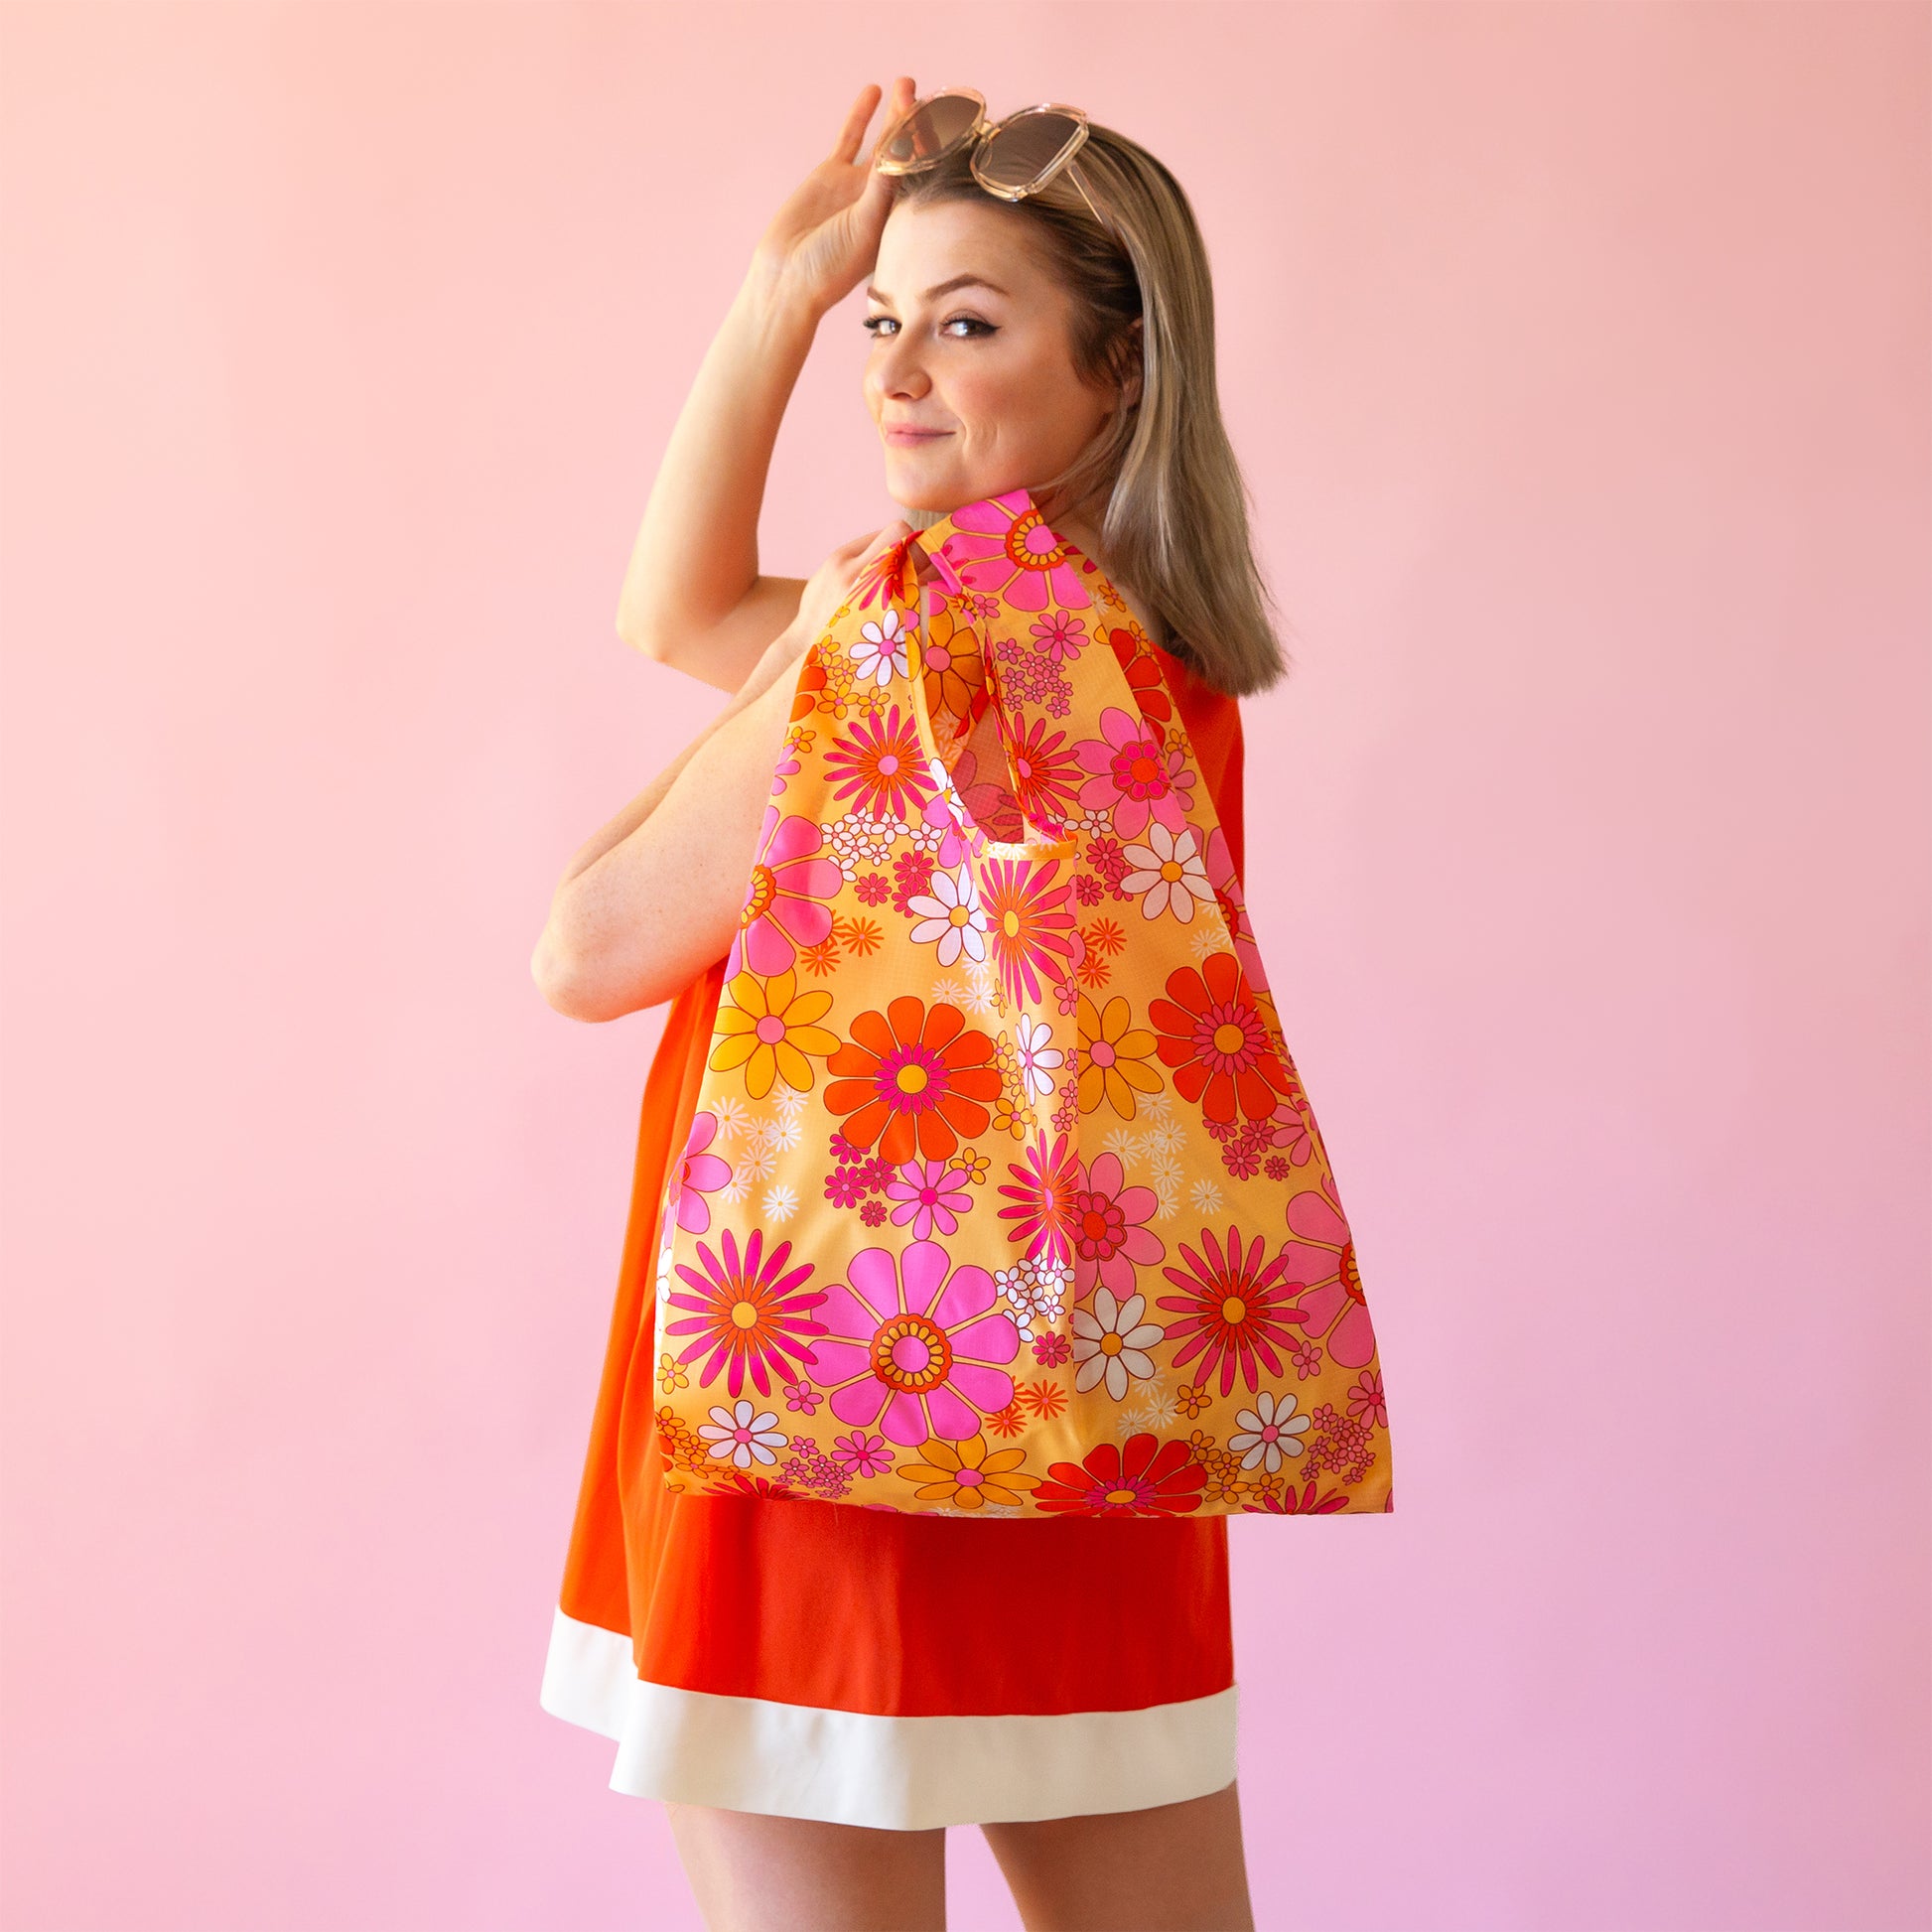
[662,1801,947,1932]
[978,1779,1256,1932]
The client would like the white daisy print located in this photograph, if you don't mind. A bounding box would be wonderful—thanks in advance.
[710,1095,749,1142]
[1134,1378,1181,1431]
[1119,822,1216,922]
[961,960,1001,1018]
[699,1400,788,1469]
[762,1181,799,1222]
[906,864,990,966]
[1014,1013,1065,1099]
[1228,1391,1311,1472]
[851,608,910,686]
[1149,1158,1183,1218]
[1070,1288,1167,1401]
[1188,1176,1224,1215]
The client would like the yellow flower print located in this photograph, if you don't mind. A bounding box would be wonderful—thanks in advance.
[657,1352,689,1395]
[960,1149,991,1185]
[897,1432,1039,1509]
[1177,1381,1211,1420]
[1076,993,1164,1119]
[710,968,839,1099]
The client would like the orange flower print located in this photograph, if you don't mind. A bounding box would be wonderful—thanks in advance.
[824,996,1002,1163]
[1032,1433,1205,1516]
[897,1431,1039,1509]
[919,597,988,727]
[823,705,933,821]
[1105,626,1174,726]
[710,968,840,1099]
[1075,993,1163,1118]
[979,856,1080,1008]
[1147,951,1293,1126]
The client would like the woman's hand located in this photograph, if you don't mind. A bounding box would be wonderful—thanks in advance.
[750,76,915,321]
[796,518,914,645]
[738,518,916,703]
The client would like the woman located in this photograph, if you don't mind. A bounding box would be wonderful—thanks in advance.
[534,78,1287,1932]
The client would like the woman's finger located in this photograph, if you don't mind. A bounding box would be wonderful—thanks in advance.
[831,83,883,164]
[867,75,917,166]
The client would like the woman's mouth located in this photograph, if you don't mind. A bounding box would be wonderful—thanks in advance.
[883,425,954,447]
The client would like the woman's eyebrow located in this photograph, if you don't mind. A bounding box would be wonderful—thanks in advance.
[864,273,1012,305]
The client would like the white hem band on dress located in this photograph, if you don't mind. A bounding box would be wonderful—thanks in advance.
[540,1605,1240,1832]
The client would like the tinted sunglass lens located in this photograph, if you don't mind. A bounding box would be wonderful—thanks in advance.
[881,93,982,168]
[976,112,1082,191]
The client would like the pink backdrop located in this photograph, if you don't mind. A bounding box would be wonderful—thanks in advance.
[2,4,1926,1928]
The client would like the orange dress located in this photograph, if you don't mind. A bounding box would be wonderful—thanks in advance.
[541,640,1248,1830]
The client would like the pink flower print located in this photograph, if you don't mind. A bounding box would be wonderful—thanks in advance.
[725,804,843,980]
[831,1429,894,1476]
[1031,1331,1072,1367]
[1003,714,1086,833]
[664,1110,733,1236]
[664,1227,827,1399]
[996,1129,1082,1269]
[1076,708,1194,839]
[808,1240,1022,1446]
[885,1159,974,1239]
[1029,610,1087,662]
[1290,1336,1323,1380]
[978,856,1080,1007]
[1203,825,1270,992]
[823,705,933,822]
[1264,1095,1318,1170]
[1347,1369,1387,1429]
[1067,1151,1165,1302]
[1278,1183,1377,1369]
[782,1379,824,1415]
[919,757,975,869]
[938,490,1093,613]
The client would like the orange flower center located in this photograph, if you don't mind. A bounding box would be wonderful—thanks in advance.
[871,1312,953,1392]
[741,864,776,926]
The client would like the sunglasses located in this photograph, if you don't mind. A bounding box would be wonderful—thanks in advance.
[873,87,1106,225]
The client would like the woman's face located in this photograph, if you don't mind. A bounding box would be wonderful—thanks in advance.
[863,197,1124,515]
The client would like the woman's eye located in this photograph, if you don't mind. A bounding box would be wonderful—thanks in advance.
[942,316,996,339]
[863,315,898,339]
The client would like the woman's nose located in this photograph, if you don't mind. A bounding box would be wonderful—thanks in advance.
[876,333,931,402]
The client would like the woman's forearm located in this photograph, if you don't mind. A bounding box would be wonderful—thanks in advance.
[615,267,820,686]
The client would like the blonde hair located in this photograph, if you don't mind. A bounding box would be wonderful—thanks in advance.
[894,125,1290,697]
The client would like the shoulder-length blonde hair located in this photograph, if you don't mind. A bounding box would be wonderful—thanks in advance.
[893,125,1289,698]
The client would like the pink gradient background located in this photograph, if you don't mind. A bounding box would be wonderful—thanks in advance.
[2,4,1926,1928]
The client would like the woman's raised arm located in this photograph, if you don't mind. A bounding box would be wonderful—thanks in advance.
[615,77,913,694]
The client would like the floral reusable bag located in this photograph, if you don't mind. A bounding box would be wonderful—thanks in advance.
[650,488,1392,1518]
